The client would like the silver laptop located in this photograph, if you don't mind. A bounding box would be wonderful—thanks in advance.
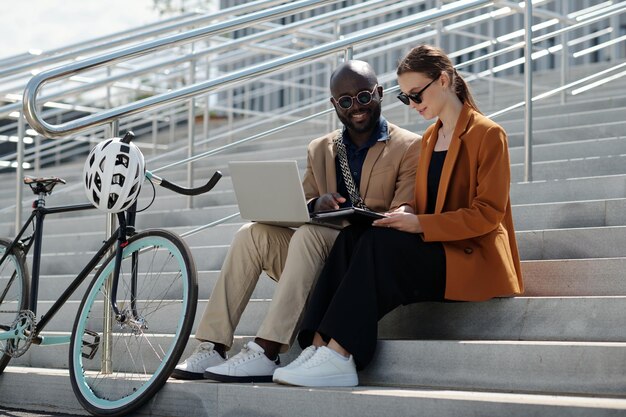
[229,160,385,228]
[229,160,311,227]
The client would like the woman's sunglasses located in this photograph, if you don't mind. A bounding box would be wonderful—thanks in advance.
[397,76,439,105]
[332,84,378,110]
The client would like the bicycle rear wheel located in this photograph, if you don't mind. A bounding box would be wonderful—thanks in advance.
[0,238,30,374]
[69,230,197,416]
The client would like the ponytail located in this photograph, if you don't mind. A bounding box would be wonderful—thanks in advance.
[452,68,480,113]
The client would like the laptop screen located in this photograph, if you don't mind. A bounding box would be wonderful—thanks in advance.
[229,160,311,225]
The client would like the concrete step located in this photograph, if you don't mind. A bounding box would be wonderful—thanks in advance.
[10,334,282,374]
[517,225,626,260]
[7,224,619,280]
[3,366,626,417]
[522,258,626,296]
[34,270,274,301]
[359,339,626,396]
[510,174,626,205]
[510,154,626,182]
[4,137,626,216]
[378,296,626,341]
[4,182,626,243]
[29,257,626,304]
[509,136,626,165]
[28,293,626,343]
[23,224,626,277]
[512,198,626,231]
[498,107,626,132]
[4,162,626,229]
[507,120,626,147]
[0,205,242,236]
[9,146,626,225]
[15,196,626,253]
[493,95,626,121]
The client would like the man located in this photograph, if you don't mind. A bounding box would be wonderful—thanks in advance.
[172,60,421,382]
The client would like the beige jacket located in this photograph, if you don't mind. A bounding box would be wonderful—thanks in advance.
[302,122,421,213]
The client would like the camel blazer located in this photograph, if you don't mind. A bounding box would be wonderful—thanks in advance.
[415,103,523,301]
[302,122,421,213]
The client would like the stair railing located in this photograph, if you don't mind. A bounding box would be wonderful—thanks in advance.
[16,0,625,233]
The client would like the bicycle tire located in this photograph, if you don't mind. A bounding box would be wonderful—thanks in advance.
[69,229,197,416]
[0,237,30,374]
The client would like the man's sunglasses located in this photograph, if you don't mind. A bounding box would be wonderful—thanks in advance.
[332,84,378,110]
[397,76,439,105]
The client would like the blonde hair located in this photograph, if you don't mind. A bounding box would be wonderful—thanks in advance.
[397,45,480,113]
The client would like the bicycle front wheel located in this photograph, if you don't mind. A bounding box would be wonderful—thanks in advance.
[0,237,30,374]
[69,230,197,416]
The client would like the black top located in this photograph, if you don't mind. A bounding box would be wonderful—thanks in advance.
[427,150,447,214]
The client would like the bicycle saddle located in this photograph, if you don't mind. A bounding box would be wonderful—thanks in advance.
[23,176,67,195]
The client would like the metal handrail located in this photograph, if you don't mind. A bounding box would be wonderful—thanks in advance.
[0,12,198,69]
[11,0,622,167]
[24,0,493,138]
[0,0,399,119]
[0,0,291,79]
[455,2,626,73]
[23,0,343,138]
[8,0,622,215]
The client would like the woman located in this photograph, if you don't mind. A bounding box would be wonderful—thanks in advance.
[273,45,523,387]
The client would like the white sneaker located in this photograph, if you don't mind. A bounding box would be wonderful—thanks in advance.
[171,342,226,380]
[274,346,358,387]
[272,345,317,383]
[204,341,280,383]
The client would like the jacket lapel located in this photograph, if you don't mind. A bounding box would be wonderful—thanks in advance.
[360,140,385,197]
[416,122,439,214]
[434,103,473,213]
[325,131,339,192]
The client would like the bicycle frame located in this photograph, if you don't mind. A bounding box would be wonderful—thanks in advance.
[0,197,130,347]
[0,167,221,349]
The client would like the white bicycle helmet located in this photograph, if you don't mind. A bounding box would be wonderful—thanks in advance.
[83,136,145,213]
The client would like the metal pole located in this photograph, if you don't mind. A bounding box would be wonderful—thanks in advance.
[560,0,568,104]
[345,46,353,61]
[435,0,443,47]
[187,50,196,209]
[15,113,25,234]
[610,14,618,64]
[523,0,533,182]
[101,121,118,374]
[204,95,210,149]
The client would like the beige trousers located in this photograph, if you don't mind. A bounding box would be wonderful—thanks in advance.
[195,222,339,352]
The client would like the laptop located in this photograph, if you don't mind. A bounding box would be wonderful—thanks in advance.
[229,160,385,228]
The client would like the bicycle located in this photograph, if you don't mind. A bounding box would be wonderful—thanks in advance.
[0,132,222,416]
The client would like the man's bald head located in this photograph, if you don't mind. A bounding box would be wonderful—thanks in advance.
[328,60,382,138]
[330,60,378,94]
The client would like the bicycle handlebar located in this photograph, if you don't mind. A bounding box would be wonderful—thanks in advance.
[146,170,222,196]
[114,131,223,196]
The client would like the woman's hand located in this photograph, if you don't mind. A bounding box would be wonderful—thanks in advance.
[373,211,422,233]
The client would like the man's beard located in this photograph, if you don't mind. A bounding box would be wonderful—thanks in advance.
[337,105,381,134]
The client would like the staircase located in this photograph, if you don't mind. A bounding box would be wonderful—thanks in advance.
[0,59,625,415]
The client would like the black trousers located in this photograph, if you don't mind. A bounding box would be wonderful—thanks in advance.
[297,225,446,370]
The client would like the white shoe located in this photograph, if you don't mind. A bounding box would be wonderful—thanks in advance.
[274,346,358,387]
[171,342,226,380]
[273,345,317,383]
[204,341,280,383]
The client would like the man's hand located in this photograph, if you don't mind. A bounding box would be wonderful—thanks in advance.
[314,193,347,211]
